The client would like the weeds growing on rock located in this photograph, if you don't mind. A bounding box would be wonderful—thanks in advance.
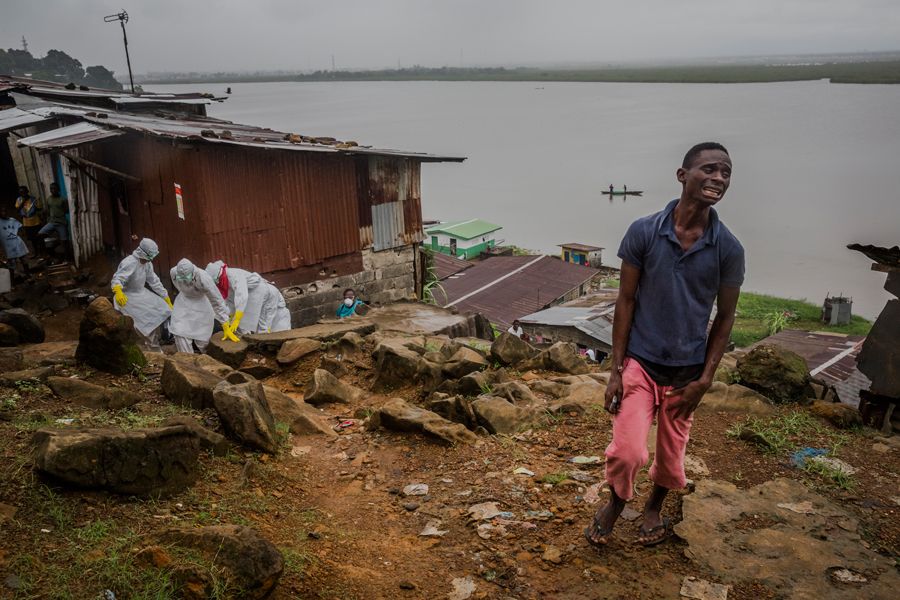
[540,471,570,485]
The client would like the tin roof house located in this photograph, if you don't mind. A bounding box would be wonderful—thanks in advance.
[0,76,464,325]
[425,218,501,259]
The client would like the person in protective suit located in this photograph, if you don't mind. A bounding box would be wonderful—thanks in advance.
[258,282,292,333]
[170,258,230,353]
[204,260,268,340]
[110,238,172,349]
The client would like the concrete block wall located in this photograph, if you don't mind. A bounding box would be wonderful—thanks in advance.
[282,246,417,326]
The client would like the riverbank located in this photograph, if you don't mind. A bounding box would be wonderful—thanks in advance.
[139,59,900,85]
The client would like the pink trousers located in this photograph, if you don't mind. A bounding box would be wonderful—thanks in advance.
[604,357,694,500]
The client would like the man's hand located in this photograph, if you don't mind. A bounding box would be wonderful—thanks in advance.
[604,370,623,414]
[665,379,711,420]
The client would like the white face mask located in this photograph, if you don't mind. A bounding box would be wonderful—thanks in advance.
[344,298,354,307]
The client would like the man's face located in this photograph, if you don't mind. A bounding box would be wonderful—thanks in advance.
[677,149,732,206]
[50,184,59,195]
[344,291,355,300]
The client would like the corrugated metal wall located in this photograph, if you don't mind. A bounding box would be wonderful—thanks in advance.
[60,148,103,266]
[362,156,423,250]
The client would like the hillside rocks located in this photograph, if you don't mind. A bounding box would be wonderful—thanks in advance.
[490,332,539,366]
[154,525,284,599]
[376,398,477,445]
[0,366,55,386]
[75,297,146,375]
[47,376,142,410]
[0,323,19,346]
[263,386,336,436]
[471,396,534,434]
[212,380,279,453]
[161,358,223,410]
[161,415,229,456]
[304,368,365,405]
[275,337,320,366]
[697,382,775,415]
[0,347,23,372]
[441,346,489,379]
[0,308,45,343]
[545,342,590,375]
[206,335,248,369]
[809,401,863,429]
[31,426,200,495]
[737,344,811,404]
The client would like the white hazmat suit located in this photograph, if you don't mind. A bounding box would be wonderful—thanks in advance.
[258,282,291,333]
[170,258,230,353]
[110,238,172,347]
[204,260,267,335]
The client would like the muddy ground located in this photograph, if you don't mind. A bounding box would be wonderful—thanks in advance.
[0,314,897,599]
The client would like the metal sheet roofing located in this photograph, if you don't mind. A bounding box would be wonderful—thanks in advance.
[426,218,501,239]
[432,252,474,280]
[0,107,51,133]
[559,243,603,252]
[0,75,221,105]
[438,255,600,329]
[847,244,900,268]
[519,304,615,346]
[30,103,465,162]
[17,122,124,150]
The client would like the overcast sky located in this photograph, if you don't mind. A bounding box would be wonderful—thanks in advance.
[3,0,899,75]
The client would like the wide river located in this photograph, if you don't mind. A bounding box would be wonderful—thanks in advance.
[150,80,900,319]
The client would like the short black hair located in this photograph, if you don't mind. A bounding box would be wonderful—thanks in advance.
[343,288,355,295]
[682,142,729,169]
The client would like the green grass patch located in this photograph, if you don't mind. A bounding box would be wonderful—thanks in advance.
[540,471,570,485]
[727,410,851,456]
[802,459,856,491]
[731,291,872,348]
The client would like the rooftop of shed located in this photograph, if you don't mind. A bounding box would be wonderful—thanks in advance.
[425,219,502,239]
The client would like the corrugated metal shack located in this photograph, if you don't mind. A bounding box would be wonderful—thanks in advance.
[1,77,464,324]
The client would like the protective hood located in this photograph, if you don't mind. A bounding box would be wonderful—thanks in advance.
[204,260,224,283]
[134,238,159,261]
[174,258,195,283]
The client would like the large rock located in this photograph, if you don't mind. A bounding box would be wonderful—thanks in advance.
[76,297,146,375]
[212,380,279,453]
[544,342,590,375]
[31,426,199,495]
[425,394,476,428]
[275,337,321,366]
[490,332,539,366]
[697,382,775,416]
[491,381,538,405]
[442,346,489,379]
[161,358,224,410]
[0,323,19,346]
[47,376,142,410]
[206,335,248,369]
[21,340,78,367]
[0,308,45,343]
[161,415,229,456]
[0,348,24,372]
[263,386,336,436]
[676,478,900,599]
[376,398,477,444]
[471,396,534,434]
[155,525,284,599]
[372,340,427,391]
[737,344,811,404]
[454,369,510,396]
[0,366,55,386]
[303,368,365,405]
[548,381,606,414]
[808,401,863,429]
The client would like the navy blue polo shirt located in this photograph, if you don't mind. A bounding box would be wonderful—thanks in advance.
[617,199,745,366]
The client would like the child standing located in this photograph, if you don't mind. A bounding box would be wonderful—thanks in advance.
[0,205,30,278]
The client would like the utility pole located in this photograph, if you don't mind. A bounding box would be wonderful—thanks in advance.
[104,10,135,93]
[21,36,28,53]
[331,55,336,72]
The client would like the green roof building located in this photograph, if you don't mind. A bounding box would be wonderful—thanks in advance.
[425,219,502,259]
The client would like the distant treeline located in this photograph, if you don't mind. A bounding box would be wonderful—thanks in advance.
[141,60,900,85]
[0,48,122,90]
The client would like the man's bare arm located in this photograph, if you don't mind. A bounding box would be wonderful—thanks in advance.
[605,261,641,413]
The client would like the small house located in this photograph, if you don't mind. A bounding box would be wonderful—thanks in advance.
[425,218,501,259]
[559,243,603,267]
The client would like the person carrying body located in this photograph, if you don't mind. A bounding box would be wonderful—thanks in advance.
[584,142,744,548]
[38,183,71,261]
[336,288,363,318]
[0,205,30,278]
[110,238,173,350]
[169,258,230,353]
[204,260,268,339]
[14,186,42,257]
[257,282,292,333]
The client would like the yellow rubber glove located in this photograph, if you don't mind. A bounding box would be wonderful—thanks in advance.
[222,322,240,343]
[112,284,128,307]
[164,296,173,310]
[231,310,244,332]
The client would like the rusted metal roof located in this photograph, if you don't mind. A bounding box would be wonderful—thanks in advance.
[438,255,600,329]
[559,243,603,252]
[0,74,222,105]
[18,122,124,150]
[31,103,465,162]
[432,252,474,280]
[848,244,900,268]
[0,106,51,133]
[751,329,869,404]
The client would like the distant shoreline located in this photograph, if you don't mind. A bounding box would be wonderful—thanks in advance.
[139,60,900,86]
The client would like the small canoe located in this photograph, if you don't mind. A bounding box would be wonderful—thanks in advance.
[604,190,643,196]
